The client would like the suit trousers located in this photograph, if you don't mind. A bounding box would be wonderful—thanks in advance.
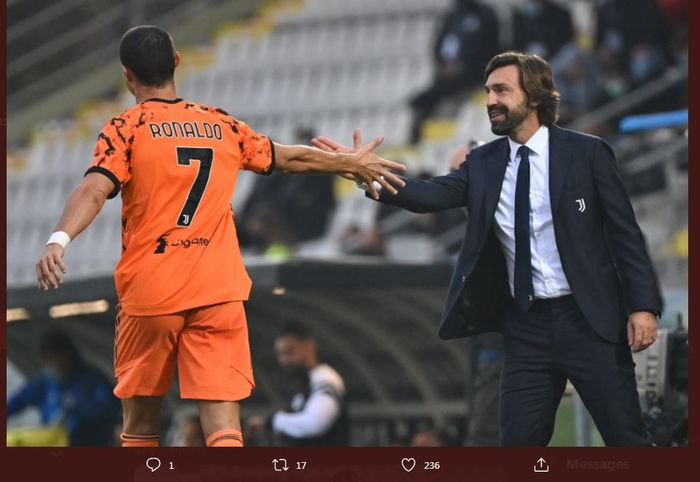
[499,294,652,446]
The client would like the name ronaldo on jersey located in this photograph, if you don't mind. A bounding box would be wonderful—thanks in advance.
[148,121,223,140]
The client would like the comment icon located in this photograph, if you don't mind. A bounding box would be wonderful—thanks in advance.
[146,457,162,473]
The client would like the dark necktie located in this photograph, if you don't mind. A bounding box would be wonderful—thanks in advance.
[514,145,534,311]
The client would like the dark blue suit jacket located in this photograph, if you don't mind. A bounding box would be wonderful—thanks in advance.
[376,124,663,343]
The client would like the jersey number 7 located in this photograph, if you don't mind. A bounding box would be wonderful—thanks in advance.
[176,147,214,227]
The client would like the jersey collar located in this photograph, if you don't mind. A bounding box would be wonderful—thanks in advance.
[143,97,183,104]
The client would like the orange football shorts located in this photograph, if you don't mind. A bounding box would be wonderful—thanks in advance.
[113,301,255,401]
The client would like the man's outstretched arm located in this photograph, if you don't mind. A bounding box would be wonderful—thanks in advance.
[35,172,114,291]
[273,135,405,199]
[313,129,468,213]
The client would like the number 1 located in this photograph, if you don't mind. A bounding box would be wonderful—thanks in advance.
[176,147,214,227]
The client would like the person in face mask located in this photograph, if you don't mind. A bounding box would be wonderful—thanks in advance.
[247,321,349,446]
[512,0,574,60]
[628,44,667,85]
[7,329,120,446]
[409,0,500,144]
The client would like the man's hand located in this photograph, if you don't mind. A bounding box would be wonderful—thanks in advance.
[627,311,658,352]
[313,129,406,198]
[36,244,67,291]
[312,129,359,181]
[312,128,361,155]
[350,135,406,198]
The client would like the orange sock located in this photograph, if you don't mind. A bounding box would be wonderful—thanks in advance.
[121,433,159,447]
[206,429,243,447]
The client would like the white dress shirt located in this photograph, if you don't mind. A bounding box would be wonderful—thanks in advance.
[494,125,571,299]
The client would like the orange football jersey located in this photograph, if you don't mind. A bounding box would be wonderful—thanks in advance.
[88,98,273,316]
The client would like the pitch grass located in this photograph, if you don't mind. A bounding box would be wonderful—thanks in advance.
[550,396,605,446]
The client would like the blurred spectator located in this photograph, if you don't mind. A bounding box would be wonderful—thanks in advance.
[7,330,120,446]
[449,139,485,172]
[334,185,384,257]
[512,0,574,59]
[239,127,336,255]
[550,44,605,123]
[248,321,349,446]
[594,0,670,84]
[592,0,686,116]
[357,169,467,260]
[449,144,470,172]
[627,43,667,87]
[409,0,500,144]
[6,360,41,429]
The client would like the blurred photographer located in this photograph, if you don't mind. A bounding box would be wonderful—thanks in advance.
[248,321,349,446]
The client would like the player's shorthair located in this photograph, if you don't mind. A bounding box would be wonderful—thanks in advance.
[484,51,561,126]
[120,25,176,87]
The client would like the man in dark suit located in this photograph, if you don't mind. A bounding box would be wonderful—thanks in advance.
[313,51,662,446]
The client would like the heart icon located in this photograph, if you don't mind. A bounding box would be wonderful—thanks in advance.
[401,458,416,472]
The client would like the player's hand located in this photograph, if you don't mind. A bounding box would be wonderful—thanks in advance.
[313,129,406,199]
[313,129,361,181]
[312,128,362,155]
[313,128,375,181]
[36,244,67,291]
[351,136,406,198]
[627,311,658,352]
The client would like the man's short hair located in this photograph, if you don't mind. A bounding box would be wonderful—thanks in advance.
[277,320,313,340]
[120,25,176,87]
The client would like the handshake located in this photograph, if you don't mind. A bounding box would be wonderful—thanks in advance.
[310,128,405,199]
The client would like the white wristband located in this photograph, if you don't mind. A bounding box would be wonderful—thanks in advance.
[47,231,71,248]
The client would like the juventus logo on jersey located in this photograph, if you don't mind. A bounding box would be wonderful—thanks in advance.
[576,198,586,213]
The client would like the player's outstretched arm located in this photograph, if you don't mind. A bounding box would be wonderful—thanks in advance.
[313,129,468,213]
[272,134,405,199]
[35,173,114,291]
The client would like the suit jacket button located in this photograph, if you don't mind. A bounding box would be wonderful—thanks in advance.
[461,275,467,283]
